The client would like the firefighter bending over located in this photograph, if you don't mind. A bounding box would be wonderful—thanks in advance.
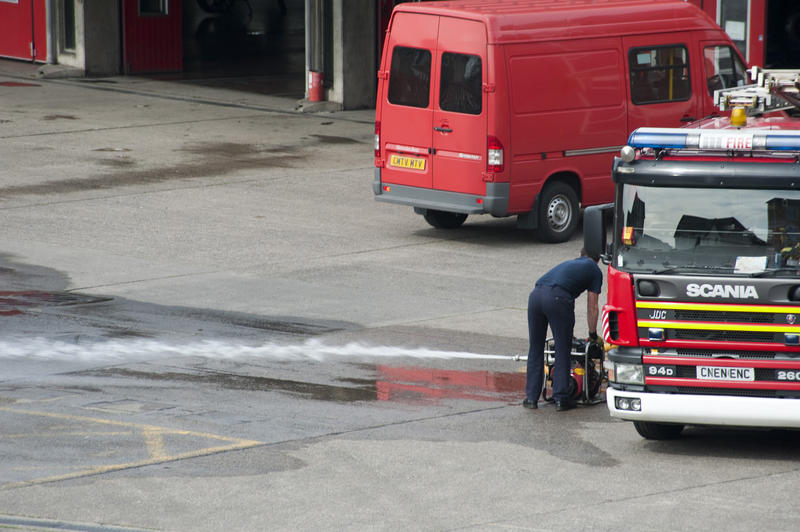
[523,248,602,411]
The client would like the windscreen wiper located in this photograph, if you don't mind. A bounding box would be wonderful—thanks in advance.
[652,264,732,275]
[749,267,800,278]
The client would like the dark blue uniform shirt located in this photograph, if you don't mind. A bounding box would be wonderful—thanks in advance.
[535,256,602,298]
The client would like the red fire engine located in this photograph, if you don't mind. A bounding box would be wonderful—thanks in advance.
[584,67,800,439]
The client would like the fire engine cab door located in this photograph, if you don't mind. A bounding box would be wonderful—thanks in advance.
[380,13,438,190]
[624,36,700,131]
[431,18,487,195]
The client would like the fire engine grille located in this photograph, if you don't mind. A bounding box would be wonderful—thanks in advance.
[607,311,620,341]
[673,349,780,360]
[673,309,776,324]
[673,329,775,343]
[648,386,800,399]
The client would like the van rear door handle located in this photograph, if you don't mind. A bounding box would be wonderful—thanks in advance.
[680,116,696,123]
[434,126,453,133]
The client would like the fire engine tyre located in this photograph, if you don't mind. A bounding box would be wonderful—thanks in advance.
[537,182,579,243]
[633,421,685,440]
[423,210,468,229]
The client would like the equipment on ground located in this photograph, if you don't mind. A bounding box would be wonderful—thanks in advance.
[542,337,605,405]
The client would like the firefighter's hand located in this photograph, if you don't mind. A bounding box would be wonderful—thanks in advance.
[588,331,602,346]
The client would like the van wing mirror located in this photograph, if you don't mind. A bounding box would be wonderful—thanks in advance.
[584,203,614,264]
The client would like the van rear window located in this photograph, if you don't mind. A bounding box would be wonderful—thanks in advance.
[439,53,482,115]
[388,46,431,108]
[629,46,690,105]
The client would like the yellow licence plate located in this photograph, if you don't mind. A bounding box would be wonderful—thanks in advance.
[389,154,426,170]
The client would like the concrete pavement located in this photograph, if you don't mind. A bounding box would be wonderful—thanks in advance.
[4,58,798,532]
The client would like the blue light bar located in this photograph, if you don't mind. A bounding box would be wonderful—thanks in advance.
[627,128,689,149]
[764,132,800,151]
[627,127,800,152]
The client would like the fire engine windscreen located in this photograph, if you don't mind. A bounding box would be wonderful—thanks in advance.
[616,185,800,275]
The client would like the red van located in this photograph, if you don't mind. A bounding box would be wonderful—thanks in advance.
[373,0,748,242]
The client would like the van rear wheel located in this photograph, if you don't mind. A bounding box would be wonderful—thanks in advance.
[633,421,684,440]
[423,210,468,229]
[537,182,579,243]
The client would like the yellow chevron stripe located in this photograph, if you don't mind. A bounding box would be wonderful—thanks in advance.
[638,320,800,333]
[636,301,800,314]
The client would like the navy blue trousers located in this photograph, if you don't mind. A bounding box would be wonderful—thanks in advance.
[525,284,575,403]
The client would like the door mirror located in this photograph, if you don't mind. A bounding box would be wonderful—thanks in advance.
[584,204,613,264]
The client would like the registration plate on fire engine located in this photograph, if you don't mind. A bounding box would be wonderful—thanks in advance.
[389,154,426,170]
[696,366,754,381]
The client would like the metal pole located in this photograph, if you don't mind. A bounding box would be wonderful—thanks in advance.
[305,0,324,101]
[305,0,311,99]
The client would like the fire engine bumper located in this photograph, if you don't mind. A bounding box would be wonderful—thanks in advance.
[373,169,509,216]
[607,387,800,428]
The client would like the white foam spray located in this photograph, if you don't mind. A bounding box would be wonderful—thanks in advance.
[0,337,515,363]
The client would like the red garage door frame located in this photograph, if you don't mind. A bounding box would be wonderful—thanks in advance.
[0,0,48,62]
[123,0,183,73]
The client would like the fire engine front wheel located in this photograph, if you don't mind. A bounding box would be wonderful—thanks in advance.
[633,421,684,440]
[422,210,468,229]
[537,182,579,243]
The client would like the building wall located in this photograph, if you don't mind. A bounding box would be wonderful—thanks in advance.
[53,0,86,72]
[54,0,120,76]
[331,0,375,109]
[688,0,767,65]
[84,0,121,75]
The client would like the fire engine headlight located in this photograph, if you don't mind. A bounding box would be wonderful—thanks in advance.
[614,363,644,385]
[615,397,642,411]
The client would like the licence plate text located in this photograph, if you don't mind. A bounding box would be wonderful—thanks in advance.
[696,366,754,381]
[389,154,426,170]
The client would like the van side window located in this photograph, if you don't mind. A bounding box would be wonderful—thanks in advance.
[629,46,690,105]
[439,53,482,115]
[388,46,432,108]
[703,45,748,96]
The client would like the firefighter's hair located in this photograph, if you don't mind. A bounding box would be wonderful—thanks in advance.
[580,247,600,262]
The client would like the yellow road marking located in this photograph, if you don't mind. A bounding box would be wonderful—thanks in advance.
[0,406,263,490]
[636,300,800,313]
[142,427,169,461]
[0,431,134,439]
[638,319,800,332]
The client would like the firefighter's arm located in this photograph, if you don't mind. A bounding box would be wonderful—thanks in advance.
[587,291,599,338]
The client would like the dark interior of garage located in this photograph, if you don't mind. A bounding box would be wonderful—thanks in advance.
[766,0,800,68]
[179,0,306,98]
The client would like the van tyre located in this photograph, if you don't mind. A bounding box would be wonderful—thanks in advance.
[423,210,468,229]
[633,421,684,440]
[537,182,579,243]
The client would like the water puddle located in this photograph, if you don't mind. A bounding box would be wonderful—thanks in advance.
[0,291,110,311]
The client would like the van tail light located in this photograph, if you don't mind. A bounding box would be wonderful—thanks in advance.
[374,121,381,158]
[487,136,504,173]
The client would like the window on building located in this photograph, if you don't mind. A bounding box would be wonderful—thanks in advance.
[388,46,431,109]
[62,0,76,51]
[703,45,748,96]
[629,46,691,105]
[140,0,167,16]
[719,0,748,60]
[439,53,482,115]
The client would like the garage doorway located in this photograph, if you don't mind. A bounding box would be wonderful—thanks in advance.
[181,0,305,98]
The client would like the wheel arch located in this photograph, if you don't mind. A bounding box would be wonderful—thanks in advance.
[517,170,582,230]
[545,171,582,204]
